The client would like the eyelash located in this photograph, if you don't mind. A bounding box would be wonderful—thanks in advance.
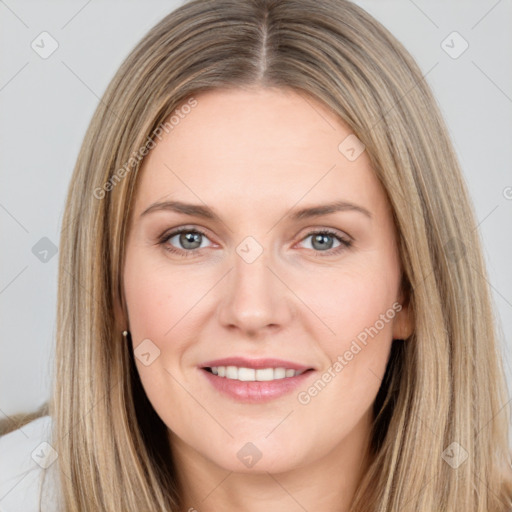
[157,227,353,258]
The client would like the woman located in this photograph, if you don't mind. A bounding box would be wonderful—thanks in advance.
[1,0,511,510]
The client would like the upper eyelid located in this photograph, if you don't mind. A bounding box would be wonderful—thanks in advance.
[163,226,213,240]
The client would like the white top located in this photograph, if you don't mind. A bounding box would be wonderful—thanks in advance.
[0,415,61,511]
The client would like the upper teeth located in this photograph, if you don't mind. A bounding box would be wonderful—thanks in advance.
[210,366,305,381]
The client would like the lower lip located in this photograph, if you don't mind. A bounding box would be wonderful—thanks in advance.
[200,368,315,403]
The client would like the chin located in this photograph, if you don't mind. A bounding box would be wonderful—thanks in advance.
[203,440,306,474]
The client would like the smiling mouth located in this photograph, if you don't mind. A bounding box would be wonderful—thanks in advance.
[203,366,313,382]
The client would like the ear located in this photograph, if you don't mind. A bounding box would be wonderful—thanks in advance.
[392,284,414,340]
[113,285,129,333]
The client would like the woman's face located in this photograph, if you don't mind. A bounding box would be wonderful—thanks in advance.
[123,87,412,474]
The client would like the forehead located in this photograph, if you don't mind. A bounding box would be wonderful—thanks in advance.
[133,87,386,218]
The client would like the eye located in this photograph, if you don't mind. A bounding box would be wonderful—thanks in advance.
[298,229,352,256]
[158,227,212,257]
[157,227,353,258]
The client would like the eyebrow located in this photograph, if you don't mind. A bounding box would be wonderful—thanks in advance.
[140,199,372,221]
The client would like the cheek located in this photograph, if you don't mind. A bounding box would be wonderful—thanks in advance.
[123,249,204,342]
[297,263,399,409]
[123,250,201,422]
[124,275,171,342]
[304,265,399,347]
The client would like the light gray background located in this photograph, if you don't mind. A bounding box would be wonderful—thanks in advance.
[1,0,511,418]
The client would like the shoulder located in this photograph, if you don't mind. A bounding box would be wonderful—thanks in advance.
[0,415,61,511]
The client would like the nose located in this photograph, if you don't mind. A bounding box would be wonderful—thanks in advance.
[217,244,294,337]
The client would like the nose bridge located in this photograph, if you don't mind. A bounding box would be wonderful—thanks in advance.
[218,235,292,333]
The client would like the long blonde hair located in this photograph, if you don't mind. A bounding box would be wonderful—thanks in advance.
[46,0,512,510]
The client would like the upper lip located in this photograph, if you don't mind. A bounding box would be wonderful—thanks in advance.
[200,357,314,371]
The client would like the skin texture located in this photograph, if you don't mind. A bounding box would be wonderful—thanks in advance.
[122,87,413,512]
